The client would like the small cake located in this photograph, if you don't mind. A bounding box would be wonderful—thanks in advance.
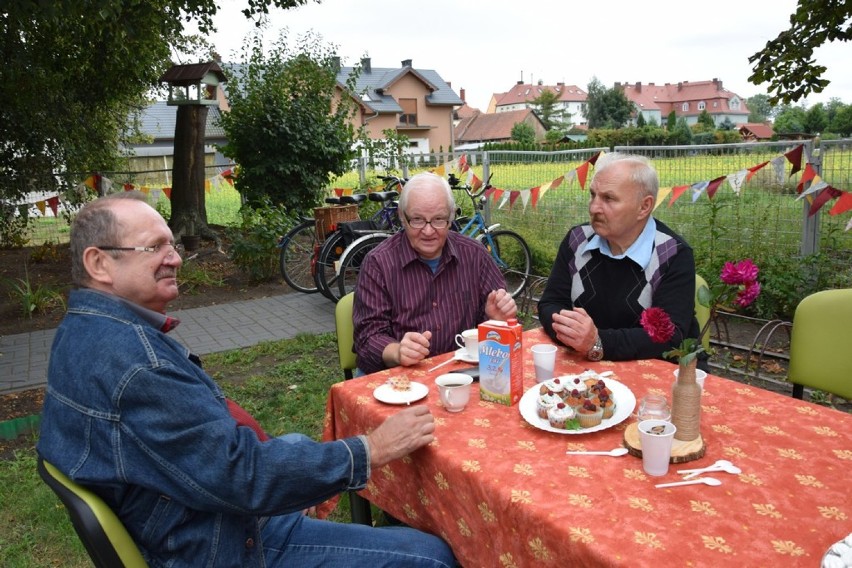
[539,377,565,398]
[593,392,616,419]
[547,402,575,429]
[588,379,612,398]
[536,392,561,419]
[564,388,587,409]
[562,375,589,397]
[576,400,604,428]
[388,376,411,391]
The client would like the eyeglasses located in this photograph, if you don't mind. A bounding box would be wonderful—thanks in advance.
[97,243,184,257]
[405,215,450,230]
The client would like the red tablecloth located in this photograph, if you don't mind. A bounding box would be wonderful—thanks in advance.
[322,328,851,567]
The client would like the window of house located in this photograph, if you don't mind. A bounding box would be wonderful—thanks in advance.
[730,98,740,110]
[682,102,689,112]
[399,98,417,126]
[698,101,706,110]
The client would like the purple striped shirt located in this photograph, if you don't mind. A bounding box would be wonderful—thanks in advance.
[353,231,507,374]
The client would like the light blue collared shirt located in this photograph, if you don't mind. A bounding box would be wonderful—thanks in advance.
[582,218,657,270]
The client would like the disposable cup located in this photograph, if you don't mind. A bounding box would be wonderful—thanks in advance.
[436,373,473,412]
[672,368,708,390]
[638,419,677,476]
[531,344,558,383]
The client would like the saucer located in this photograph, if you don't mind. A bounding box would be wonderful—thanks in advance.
[373,381,429,405]
[454,348,478,364]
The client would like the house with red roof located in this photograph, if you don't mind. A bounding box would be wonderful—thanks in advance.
[454,108,547,149]
[738,123,775,141]
[488,81,587,127]
[618,79,749,127]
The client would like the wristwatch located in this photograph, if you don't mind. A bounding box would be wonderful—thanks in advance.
[586,335,604,361]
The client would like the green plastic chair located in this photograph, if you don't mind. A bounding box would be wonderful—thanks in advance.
[787,288,852,400]
[695,274,711,352]
[334,292,372,525]
[37,457,148,568]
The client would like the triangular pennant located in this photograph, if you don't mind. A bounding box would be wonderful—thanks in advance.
[846,216,852,232]
[745,161,769,182]
[140,185,151,196]
[828,191,852,216]
[163,187,172,200]
[508,190,520,208]
[530,186,541,208]
[784,145,804,176]
[550,175,564,190]
[691,181,709,202]
[433,164,446,177]
[797,177,827,199]
[576,162,591,189]
[654,187,672,211]
[770,156,786,183]
[101,176,113,194]
[484,187,496,198]
[706,175,727,199]
[471,174,482,191]
[46,196,60,216]
[808,187,842,217]
[205,180,211,194]
[727,170,748,196]
[458,154,467,170]
[563,170,577,185]
[588,150,602,166]
[123,183,135,192]
[796,162,818,193]
[445,159,457,173]
[465,169,474,185]
[668,185,690,207]
[538,181,552,194]
[36,200,46,215]
[490,189,504,203]
[84,175,97,190]
[497,193,510,209]
[520,189,531,210]
[342,188,353,196]
[148,188,160,201]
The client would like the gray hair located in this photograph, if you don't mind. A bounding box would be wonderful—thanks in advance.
[70,192,149,287]
[398,172,456,222]
[593,152,659,201]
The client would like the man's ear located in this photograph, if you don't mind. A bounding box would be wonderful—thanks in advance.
[638,194,655,218]
[81,247,115,286]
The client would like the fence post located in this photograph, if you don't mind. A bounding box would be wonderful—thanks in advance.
[482,152,491,225]
[800,140,819,256]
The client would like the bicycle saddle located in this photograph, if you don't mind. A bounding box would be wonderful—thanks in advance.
[325,194,367,205]
[368,191,399,202]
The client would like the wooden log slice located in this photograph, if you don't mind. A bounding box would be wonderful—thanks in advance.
[623,422,706,464]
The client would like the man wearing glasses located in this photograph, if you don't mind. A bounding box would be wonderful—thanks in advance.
[37,192,456,567]
[353,172,517,375]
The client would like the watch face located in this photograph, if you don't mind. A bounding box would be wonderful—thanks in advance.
[588,348,603,361]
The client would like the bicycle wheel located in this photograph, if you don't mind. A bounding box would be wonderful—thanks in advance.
[478,230,531,299]
[337,234,391,299]
[314,230,347,302]
[278,220,319,293]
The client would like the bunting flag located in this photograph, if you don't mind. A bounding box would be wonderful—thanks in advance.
[530,186,541,208]
[124,183,135,192]
[829,191,852,216]
[101,176,114,194]
[654,187,672,210]
[465,169,475,185]
[797,177,827,199]
[745,161,769,182]
[205,180,211,193]
[163,187,172,200]
[484,187,496,199]
[784,144,804,176]
[691,181,709,202]
[490,188,504,203]
[576,161,591,189]
[36,201,46,215]
[432,164,446,177]
[46,196,60,216]
[796,162,818,193]
[668,185,690,206]
[519,189,531,209]
[846,217,852,232]
[140,185,150,195]
[705,175,727,199]
[727,170,748,196]
[149,188,161,202]
[808,187,842,217]
[333,188,344,197]
[497,192,510,209]
[770,155,787,183]
[563,170,577,186]
[588,150,603,166]
[508,191,521,208]
[471,174,483,191]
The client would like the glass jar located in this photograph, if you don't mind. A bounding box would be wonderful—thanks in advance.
[638,394,672,422]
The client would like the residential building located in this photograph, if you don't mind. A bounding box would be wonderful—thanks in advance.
[488,81,587,127]
[619,79,750,127]
[454,108,547,149]
[738,123,775,141]
[335,57,463,154]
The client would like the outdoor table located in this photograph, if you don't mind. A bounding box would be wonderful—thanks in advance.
[322,328,851,567]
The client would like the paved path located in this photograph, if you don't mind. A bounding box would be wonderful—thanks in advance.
[0,293,336,395]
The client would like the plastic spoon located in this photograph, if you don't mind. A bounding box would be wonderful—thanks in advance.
[655,477,723,489]
[678,460,742,480]
[566,448,629,457]
[427,355,461,373]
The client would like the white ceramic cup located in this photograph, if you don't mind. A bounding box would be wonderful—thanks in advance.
[638,419,677,477]
[454,328,479,359]
[436,373,474,412]
[530,344,558,383]
[672,368,708,390]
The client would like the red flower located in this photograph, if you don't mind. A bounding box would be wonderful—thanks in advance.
[720,259,759,286]
[735,280,761,308]
[640,307,676,344]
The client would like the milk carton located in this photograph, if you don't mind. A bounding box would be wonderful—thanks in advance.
[478,318,524,406]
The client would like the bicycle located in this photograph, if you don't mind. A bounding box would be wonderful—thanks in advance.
[314,176,405,302]
[277,193,366,294]
[335,173,532,299]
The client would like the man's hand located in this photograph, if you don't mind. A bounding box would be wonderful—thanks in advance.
[485,289,517,321]
[384,331,432,368]
[551,307,597,353]
[367,405,436,468]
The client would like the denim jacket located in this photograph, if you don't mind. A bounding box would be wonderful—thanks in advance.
[37,289,370,567]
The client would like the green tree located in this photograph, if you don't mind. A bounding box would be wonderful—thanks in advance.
[830,104,852,136]
[0,0,310,246]
[636,113,646,127]
[669,117,693,145]
[696,110,715,130]
[584,77,633,129]
[529,89,571,131]
[218,32,357,210]
[748,0,852,104]
[773,105,807,134]
[666,110,677,131]
[510,122,536,145]
[803,103,829,134]
[746,94,776,122]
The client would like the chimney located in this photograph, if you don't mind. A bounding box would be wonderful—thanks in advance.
[460,88,466,102]
[649,82,654,87]
[615,82,622,90]
[331,56,341,74]
[713,78,723,90]
[401,59,412,68]
[635,81,641,92]
[678,82,683,91]
[517,80,524,85]
[361,57,371,74]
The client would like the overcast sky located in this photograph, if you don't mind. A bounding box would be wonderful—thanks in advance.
[200,0,852,111]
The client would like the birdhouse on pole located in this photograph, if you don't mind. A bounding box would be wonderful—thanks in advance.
[159,61,226,106]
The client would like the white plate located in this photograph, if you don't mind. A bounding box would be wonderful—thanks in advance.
[373,381,429,405]
[519,378,636,434]
[454,348,478,364]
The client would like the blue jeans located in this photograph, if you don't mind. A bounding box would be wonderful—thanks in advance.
[261,513,456,567]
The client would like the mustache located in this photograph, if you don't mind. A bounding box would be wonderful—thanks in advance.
[155,269,177,280]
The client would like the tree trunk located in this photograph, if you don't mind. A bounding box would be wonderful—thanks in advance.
[169,105,217,244]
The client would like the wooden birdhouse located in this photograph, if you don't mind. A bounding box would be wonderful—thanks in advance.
[159,61,226,106]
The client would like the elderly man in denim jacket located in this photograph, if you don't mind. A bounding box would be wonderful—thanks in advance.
[37,192,455,568]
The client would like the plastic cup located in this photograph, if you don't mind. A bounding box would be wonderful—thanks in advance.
[638,419,677,476]
[531,344,558,383]
[673,368,708,390]
[436,373,473,412]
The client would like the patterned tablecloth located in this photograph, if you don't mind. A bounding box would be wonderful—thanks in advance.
[322,327,851,567]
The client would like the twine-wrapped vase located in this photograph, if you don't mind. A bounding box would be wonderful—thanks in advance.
[671,358,702,441]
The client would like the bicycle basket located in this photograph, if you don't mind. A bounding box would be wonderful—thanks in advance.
[339,219,379,247]
[314,205,359,241]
